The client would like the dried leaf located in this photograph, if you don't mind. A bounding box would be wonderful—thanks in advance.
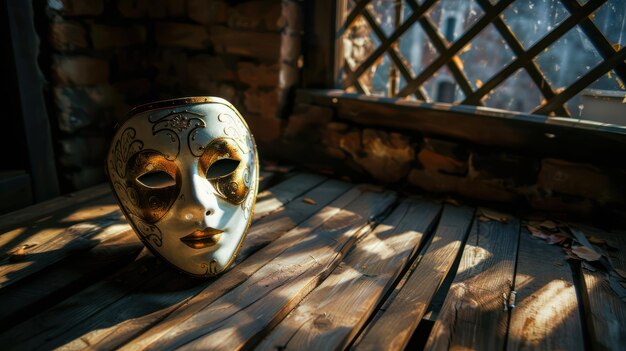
[478,208,512,223]
[444,198,461,206]
[528,225,549,239]
[303,197,317,205]
[538,220,559,231]
[546,233,568,245]
[572,245,602,262]
[563,247,580,261]
[587,236,607,245]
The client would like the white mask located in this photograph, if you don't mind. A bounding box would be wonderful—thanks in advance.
[106,97,258,277]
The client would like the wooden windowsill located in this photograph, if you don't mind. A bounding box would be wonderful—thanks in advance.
[296,89,626,165]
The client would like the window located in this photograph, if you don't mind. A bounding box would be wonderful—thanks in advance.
[337,0,626,124]
[443,16,456,42]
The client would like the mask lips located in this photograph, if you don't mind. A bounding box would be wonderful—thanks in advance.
[180,227,225,249]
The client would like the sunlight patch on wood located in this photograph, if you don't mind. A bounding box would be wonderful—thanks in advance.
[510,279,577,347]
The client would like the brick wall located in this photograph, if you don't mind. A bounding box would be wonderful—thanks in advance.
[41,0,301,190]
[279,103,626,226]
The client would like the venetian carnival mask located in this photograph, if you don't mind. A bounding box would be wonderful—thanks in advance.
[106,97,258,277]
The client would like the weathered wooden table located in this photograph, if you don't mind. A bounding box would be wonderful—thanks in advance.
[0,171,624,350]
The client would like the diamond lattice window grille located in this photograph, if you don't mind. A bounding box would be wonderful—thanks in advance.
[337,0,626,119]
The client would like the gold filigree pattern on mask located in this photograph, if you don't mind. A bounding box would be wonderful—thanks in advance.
[126,151,181,223]
[198,138,250,205]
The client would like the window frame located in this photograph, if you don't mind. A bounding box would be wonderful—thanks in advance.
[300,0,626,165]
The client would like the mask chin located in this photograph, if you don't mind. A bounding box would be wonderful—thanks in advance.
[106,97,259,277]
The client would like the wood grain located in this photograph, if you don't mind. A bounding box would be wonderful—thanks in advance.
[579,227,626,350]
[425,218,520,350]
[0,174,330,350]
[506,228,584,351]
[130,190,397,351]
[0,230,142,329]
[0,184,110,232]
[111,183,363,351]
[256,199,442,351]
[18,179,353,351]
[253,173,326,222]
[353,204,475,351]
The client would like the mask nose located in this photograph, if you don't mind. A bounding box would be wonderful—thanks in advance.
[180,173,217,223]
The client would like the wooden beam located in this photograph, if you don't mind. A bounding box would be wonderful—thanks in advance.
[6,0,59,201]
[296,89,626,166]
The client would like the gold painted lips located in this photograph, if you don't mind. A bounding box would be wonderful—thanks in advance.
[180,227,224,249]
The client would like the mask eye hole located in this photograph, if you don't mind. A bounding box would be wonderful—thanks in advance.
[206,158,240,179]
[136,171,176,189]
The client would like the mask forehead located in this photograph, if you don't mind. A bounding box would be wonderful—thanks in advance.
[121,103,252,160]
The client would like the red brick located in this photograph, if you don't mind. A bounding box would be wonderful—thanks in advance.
[153,50,188,92]
[49,0,104,16]
[49,21,87,51]
[210,26,281,61]
[53,85,126,133]
[417,148,467,175]
[113,78,152,102]
[283,105,333,141]
[118,0,186,18]
[51,56,109,85]
[243,89,280,118]
[187,55,235,83]
[340,129,414,183]
[64,166,107,190]
[237,62,279,88]
[228,0,282,31]
[537,158,625,203]
[91,24,146,49]
[408,169,518,203]
[187,0,229,24]
[156,22,209,49]
[59,136,108,168]
[246,114,282,143]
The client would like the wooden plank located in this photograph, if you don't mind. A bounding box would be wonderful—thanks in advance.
[506,229,584,351]
[0,172,310,290]
[0,183,111,232]
[353,204,475,351]
[0,230,142,329]
[0,206,132,289]
[256,198,442,351]
[0,171,277,331]
[253,172,326,221]
[6,0,59,201]
[4,179,353,350]
[425,217,520,350]
[123,189,397,351]
[577,227,626,350]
